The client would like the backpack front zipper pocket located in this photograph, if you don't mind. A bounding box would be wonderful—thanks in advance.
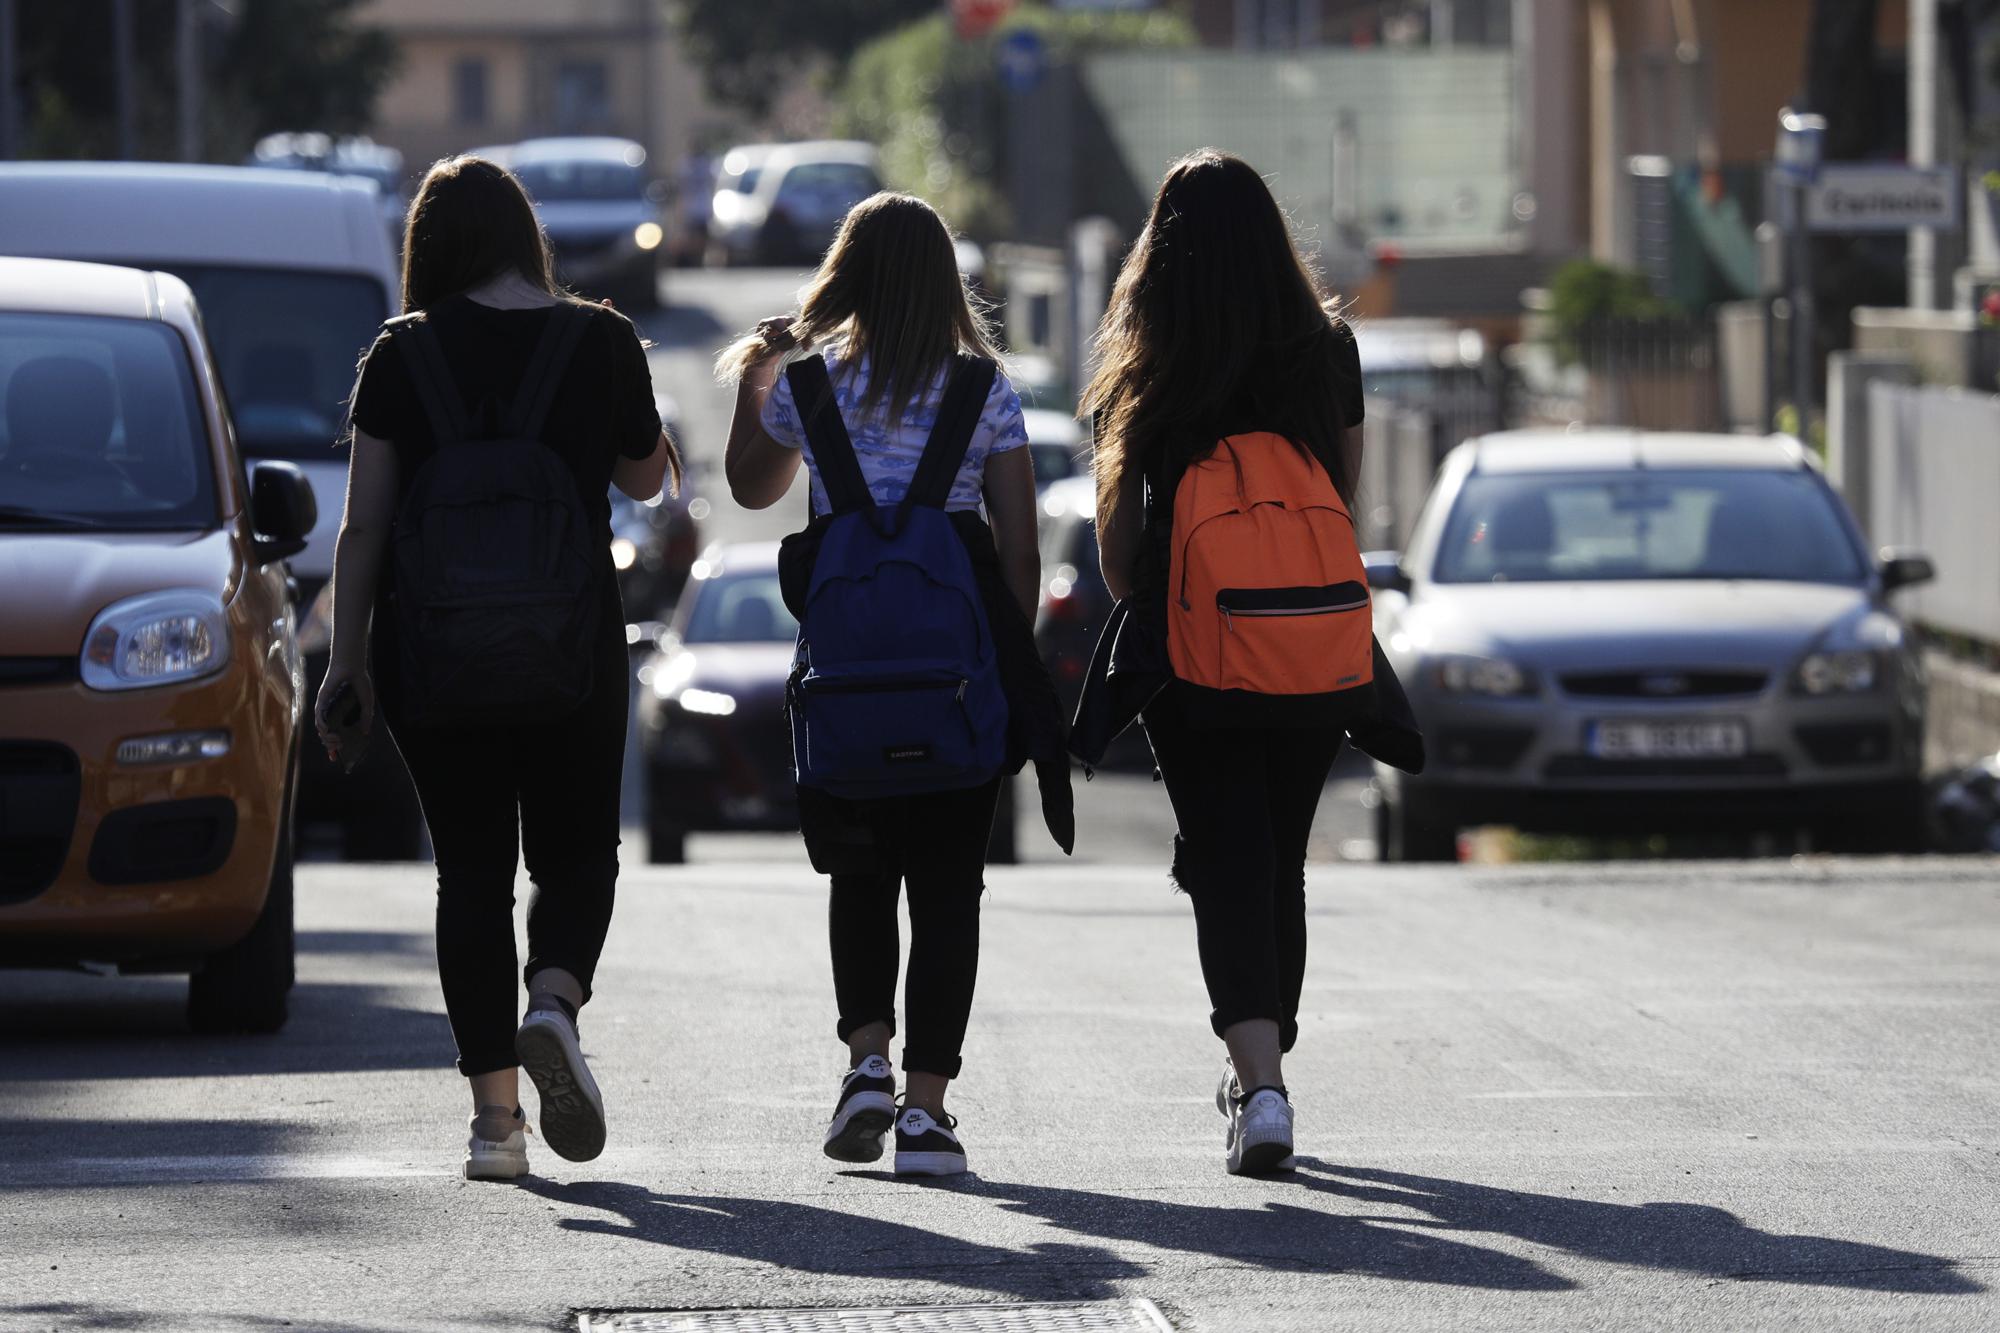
[1210,582,1372,694]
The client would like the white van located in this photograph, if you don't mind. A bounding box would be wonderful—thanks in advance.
[0,163,413,857]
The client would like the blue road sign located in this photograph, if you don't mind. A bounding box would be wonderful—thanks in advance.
[997,28,1047,93]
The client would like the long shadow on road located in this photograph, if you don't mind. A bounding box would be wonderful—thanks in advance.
[519,1176,1143,1303]
[1291,1159,1984,1293]
[0,928,453,1083]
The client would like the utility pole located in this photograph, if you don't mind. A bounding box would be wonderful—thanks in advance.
[114,0,137,160]
[177,0,201,163]
[1908,0,1938,308]
[0,0,17,160]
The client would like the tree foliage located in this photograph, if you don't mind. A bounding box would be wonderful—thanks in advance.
[12,0,396,162]
[671,0,938,115]
[835,4,1192,239]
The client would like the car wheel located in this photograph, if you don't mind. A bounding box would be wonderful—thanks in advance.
[1817,782,1927,854]
[647,791,687,865]
[189,812,295,1035]
[1381,788,1458,863]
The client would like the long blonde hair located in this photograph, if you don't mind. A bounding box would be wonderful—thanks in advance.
[718,192,1000,423]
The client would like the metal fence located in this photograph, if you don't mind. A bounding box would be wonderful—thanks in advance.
[1867,382,2000,645]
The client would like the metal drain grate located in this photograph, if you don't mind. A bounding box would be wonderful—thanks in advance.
[580,1299,1174,1333]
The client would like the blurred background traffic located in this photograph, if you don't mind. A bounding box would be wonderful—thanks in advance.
[3,0,1998,920]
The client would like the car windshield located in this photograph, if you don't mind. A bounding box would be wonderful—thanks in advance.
[1030,441,1080,486]
[681,570,798,644]
[0,312,217,530]
[516,161,646,202]
[1432,469,1867,585]
[775,162,880,209]
[127,263,388,461]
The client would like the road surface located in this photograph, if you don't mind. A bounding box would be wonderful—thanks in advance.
[3,854,1994,1331]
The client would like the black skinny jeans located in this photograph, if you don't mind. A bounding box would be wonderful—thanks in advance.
[1144,689,1343,1052]
[380,617,627,1078]
[827,778,1002,1080]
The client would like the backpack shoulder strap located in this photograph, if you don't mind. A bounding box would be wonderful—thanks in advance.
[388,314,468,444]
[506,302,592,440]
[785,354,871,515]
[905,354,998,512]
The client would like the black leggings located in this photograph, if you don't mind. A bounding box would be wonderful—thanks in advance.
[1144,690,1342,1052]
[827,779,1001,1080]
[382,628,627,1078]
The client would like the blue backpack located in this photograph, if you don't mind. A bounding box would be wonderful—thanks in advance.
[785,353,1009,799]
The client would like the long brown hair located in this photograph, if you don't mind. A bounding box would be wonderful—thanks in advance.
[1083,150,1359,515]
[400,155,559,313]
[718,192,1000,422]
[395,155,682,495]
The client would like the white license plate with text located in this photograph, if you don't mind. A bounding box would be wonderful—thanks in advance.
[1587,720,1748,760]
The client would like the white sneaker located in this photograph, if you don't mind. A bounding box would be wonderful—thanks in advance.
[1216,1056,1240,1118]
[824,1054,899,1163]
[515,1006,606,1162]
[893,1106,968,1177]
[464,1110,530,1181]
[1227,1087,1296,1175]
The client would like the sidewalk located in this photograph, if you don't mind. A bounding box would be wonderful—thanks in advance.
[3,856,1996,1331]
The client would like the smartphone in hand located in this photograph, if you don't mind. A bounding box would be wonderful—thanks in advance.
[322,680,371,773]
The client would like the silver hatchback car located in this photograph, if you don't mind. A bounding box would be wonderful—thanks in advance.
[1367,431,1935,860]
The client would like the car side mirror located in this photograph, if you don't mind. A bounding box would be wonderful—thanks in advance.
[1363,550,1412,595]
[1879,549,1935,593]
[250,460,317,563]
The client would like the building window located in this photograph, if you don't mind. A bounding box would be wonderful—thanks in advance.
[554,59,611,131]
[453,57,488,126]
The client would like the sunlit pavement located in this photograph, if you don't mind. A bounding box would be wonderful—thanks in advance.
[3,854,1996,1331]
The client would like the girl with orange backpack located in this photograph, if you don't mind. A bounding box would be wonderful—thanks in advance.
[1084,150,1369,1175]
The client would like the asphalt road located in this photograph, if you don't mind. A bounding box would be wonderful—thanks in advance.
[3,854,1995,1332]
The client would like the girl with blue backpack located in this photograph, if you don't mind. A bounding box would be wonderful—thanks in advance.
[721,192,1073,1177]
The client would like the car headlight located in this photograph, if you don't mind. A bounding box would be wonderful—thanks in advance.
[633,221,663,251]
[611,537,638,571]
[81,590,231,691]
[1429,654,1537,697]
[1795,649,1879,695]
[678,687,736,717]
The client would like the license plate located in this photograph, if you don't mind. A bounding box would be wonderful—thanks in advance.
[1587,719,1747,760]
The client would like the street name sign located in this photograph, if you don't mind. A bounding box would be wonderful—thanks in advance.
[1806,165,1961,234]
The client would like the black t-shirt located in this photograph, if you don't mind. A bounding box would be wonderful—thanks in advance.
[348,294,661,545]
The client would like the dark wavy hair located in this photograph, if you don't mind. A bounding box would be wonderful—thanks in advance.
[1082,150,1359,514]
[400,155,558,313]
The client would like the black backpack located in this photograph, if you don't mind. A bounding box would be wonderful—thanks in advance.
[387,302,600,727]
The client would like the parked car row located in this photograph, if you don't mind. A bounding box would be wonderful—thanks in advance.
[707,141,884,267]
[0,256,317,1031]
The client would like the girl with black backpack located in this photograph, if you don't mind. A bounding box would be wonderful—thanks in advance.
[1083,151,1368,1176]
[720,192,1072,1177]
[316,156,681,1180]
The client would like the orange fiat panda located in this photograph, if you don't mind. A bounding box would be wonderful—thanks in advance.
[0,257,316,1032]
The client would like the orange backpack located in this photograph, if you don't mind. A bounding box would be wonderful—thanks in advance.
[1165,432,1373,698]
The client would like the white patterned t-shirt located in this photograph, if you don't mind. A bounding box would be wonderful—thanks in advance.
[761,347,1028,514]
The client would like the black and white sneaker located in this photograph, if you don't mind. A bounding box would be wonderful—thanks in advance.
[893,1106,967,1177]
[515,1001,606,1163]
[1226,1085,1296,1176]
[823,1054,898,1163]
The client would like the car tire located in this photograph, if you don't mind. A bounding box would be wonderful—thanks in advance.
[647,791,687,865]
[189,811,296,1035]
[1379,788,1458,863]
[1817,782,1928,854]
